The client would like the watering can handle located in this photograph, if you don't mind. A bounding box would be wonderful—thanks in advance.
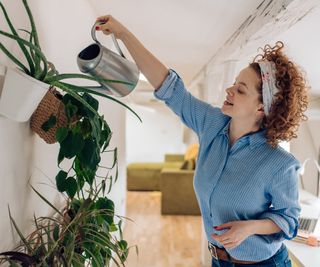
[91,22,126,59]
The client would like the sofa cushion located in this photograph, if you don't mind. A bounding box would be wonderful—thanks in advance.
[160,169,200,215]
[127,163,163,191]
[163,161,184,169]
[126,159,184,191]
[164,154,185,162]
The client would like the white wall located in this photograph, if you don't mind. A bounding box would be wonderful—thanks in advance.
[0,0,126,251]
[291,121,320,196]
[126,103,185,163]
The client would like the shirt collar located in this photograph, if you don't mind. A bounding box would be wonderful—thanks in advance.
[219,120,267,149]
[249,129,267,149]
[219,119,231,136]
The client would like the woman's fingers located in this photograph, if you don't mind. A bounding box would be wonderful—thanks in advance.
[96,15,111,23]
[212,233,232,243]
[102,29,111,35]
[96,22,111,35]
[95,15,126,39]
[214,222,232,230]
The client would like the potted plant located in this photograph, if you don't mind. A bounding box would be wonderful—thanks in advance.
[0,0,140,124]
[0,91,138,267]
[0,0,140,265]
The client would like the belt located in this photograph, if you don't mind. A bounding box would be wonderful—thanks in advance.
[208,243,260,265]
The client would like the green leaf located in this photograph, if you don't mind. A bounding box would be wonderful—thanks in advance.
[56,127,68,143]
[0,2,35,75]
[62,231,75,247]
[108,223,118,232]
[82,167,96,185]
[118,240,128,250]
[60,131,85,159]
[33,244,46,259]
[0,41,29,74]
[53,81,142,122]
[45,73,134,87]
[65,177,77,198]
[92,250,104,267]
[89,116,102,144]
[53,223,59,241]
[41,115,57,132]
[95,197,114,225]
[107,175,113,194]
[9,261,22,267]
[80,118,92,137]
[101,180,106,195]
[7,207,33,253]
[100,129,111,148]
[76,174,85,192]
[62,93,85,116]
[111,148,118,169]
[78,139,100,170]
[102,130,112,153]
[83,93,99,110]
[114,165,119,183]
[22,0,42,76]
[65,101,78,120]
[55,170,67,192]
[57,149,65,166]
[0,30,48,80]
[31,186,63,216]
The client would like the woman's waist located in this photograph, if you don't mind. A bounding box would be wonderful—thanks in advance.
[208,234,283,261]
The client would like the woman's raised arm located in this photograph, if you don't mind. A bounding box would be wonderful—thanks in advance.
[96,15,169,90]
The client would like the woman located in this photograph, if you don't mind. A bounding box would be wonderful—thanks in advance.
[96,15,309,266]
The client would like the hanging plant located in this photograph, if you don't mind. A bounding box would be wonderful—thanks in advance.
[0,92,138,267]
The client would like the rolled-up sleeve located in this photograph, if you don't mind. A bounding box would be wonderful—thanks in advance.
[154,69,211,137]
[259,162,301,241]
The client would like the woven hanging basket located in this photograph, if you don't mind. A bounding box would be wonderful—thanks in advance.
[30,88,69,144]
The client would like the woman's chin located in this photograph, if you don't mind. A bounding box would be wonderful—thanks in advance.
[221,105,231,115]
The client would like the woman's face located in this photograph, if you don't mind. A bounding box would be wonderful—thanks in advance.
[221,66,264,121]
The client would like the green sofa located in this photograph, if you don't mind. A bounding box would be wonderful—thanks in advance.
[161,167,200,215]
[126,154,201,215]
[126,154,184,191]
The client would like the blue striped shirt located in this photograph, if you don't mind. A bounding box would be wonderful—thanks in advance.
[154,69,301,261]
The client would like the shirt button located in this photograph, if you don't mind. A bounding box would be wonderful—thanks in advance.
[210,213,212,217]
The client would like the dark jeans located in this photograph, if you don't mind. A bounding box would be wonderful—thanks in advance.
[211,244,292,267]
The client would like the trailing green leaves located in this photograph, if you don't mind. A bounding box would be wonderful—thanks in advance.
[55,171,68,192]
[0,1,136,265]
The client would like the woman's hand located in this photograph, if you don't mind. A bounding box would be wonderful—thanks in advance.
[211,220,255,249]
[95,15,128,40]
[95,14,169,90]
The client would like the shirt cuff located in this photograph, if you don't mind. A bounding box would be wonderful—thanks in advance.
[259,212,298,240]
[154,69,178,100]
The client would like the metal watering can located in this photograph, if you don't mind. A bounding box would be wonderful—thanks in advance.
[77,22,140,97]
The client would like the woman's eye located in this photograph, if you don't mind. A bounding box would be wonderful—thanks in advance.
[237,88,243,94]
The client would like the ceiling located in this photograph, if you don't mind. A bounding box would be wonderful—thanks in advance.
[88,0,320,102]
[89,0,263,84]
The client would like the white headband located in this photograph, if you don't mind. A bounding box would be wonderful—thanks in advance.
[258,61,278,116]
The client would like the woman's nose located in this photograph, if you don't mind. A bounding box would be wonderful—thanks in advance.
[226,86,234,95]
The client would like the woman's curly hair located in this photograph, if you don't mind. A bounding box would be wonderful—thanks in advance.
[249,41,309,148]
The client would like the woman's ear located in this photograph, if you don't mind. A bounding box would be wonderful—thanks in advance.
[257,104,265,118]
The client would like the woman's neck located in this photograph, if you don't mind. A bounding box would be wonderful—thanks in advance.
[229,119,260,146]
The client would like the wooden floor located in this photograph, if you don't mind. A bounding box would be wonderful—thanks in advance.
[123,191,202,267]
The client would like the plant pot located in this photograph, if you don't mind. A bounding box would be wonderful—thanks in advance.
[30,88,70,144]
[0,66,49,122]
